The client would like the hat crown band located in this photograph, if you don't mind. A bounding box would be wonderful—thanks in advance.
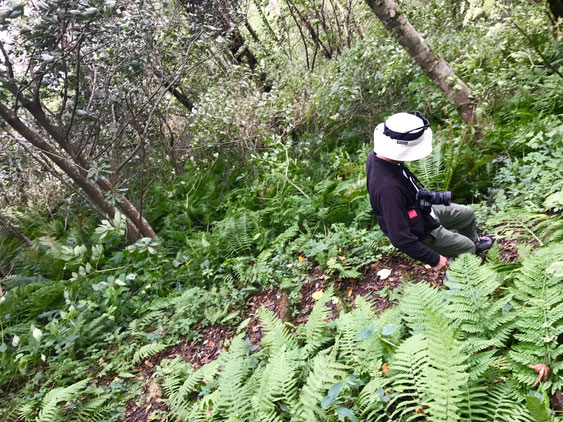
[383,124,425,141]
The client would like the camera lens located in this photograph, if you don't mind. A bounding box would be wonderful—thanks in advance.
[443,191,452,205]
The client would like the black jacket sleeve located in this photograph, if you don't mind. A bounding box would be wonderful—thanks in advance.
[378,186,441,267]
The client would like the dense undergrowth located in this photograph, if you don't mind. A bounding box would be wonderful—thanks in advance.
[1,0,563,420]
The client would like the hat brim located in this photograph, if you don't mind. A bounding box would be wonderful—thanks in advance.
[373,123,432,161]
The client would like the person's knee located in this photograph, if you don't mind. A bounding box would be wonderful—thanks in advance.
[455,204,475,220]
[462,237,476,254]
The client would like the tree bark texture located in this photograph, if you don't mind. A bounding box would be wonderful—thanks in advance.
[0,75,157,241]
[0,102,151,244]
[364,0,478,126]
[0,214,33,247]
[547,0,563,20]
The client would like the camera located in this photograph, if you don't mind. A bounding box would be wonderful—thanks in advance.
[416,188,452,209]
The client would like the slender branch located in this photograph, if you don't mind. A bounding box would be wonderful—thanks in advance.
[511,19,563,79]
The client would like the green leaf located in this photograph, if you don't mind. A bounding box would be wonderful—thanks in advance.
[358,324,378,339]
[336,407,358,422]
[376,387,390,402]
[118,372,136,378]
[328,381,343,399]
[382,324,397,336]
[525,391,551,422]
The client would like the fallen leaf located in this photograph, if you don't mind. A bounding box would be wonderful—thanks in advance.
[424,264,431,269]
[529,363,550,387]
[346,288,353,297]
[377,268,392,280]
[312,290,324,301]
[148,381,161,399]
[338,255,345,260]
[298,256,304,262]
[382,363,390,374]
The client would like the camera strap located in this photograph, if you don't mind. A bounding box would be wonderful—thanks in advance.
[402,164,438,220]
[401,164,423,192]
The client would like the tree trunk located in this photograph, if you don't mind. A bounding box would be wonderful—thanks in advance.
[547,0,563,20]
[0,101,146,244]
[0,214,33,247]
[364,0,478,126]
[0,80,157,240]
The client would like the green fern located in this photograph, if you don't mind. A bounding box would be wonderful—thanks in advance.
[531,213,563,243]
[259,306,298,355]
[335,296,383,375]
[209,334,253,420]
[251,345,298,421]
[509,243,563,393]
[69,397,112,422]
[407,143,445,191]
[401,282,470,421]
[133,342,167,364]
[299,286,334,355]
[382,333,429,421]
[32,379,89,422]
[294,341,348,421]
[485,382,535,422]
[214,213,257,258]
[445,254,516,379]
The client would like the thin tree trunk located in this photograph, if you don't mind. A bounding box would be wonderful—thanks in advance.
[14,102,155,238]
[364,0,478,126]
[0,101,144,244]
[164,83,194,111]
[286,0,333,59]
[0,214,33,247]
[546,0,563,20]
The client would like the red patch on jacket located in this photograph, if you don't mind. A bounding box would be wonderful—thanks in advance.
[408,209,418,219]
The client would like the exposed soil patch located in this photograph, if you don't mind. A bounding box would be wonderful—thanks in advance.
[168,323,233,370]
[497,237,520,263]
[122,323,232,421]
[123,380,168,422]
[343,254,446,312]
[294,268,342,324]
[244,287,289,346]
[551,390,563,411]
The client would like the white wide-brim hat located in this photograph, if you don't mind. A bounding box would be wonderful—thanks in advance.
[373,112,433,161]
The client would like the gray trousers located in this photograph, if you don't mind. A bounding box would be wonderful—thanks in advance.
[421,204,478,258]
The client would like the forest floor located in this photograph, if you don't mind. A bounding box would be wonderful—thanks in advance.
[122,238,521,421]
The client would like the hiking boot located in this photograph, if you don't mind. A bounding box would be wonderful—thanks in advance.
[475,234,496,254]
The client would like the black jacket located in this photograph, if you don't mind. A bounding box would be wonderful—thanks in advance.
[366,151,441,266]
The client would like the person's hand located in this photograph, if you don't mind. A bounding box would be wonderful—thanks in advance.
[434,255,449,271]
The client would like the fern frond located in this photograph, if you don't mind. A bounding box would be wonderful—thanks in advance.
[299,286,334,355]
[335,297,382,375]
[485,382,535,422]
[133,343,167,365]
[407,145,445,191]
[295,341,348,421]
[384,333,429,421]
[210,334,253,420]
[508,243,563,393]
[36,379,89,422]
[445,254,516,379]
[259,306,298,355]
[252,345,298,421]
[214,213,257,258]
[69,397,111,422]
[401,283,470,421]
